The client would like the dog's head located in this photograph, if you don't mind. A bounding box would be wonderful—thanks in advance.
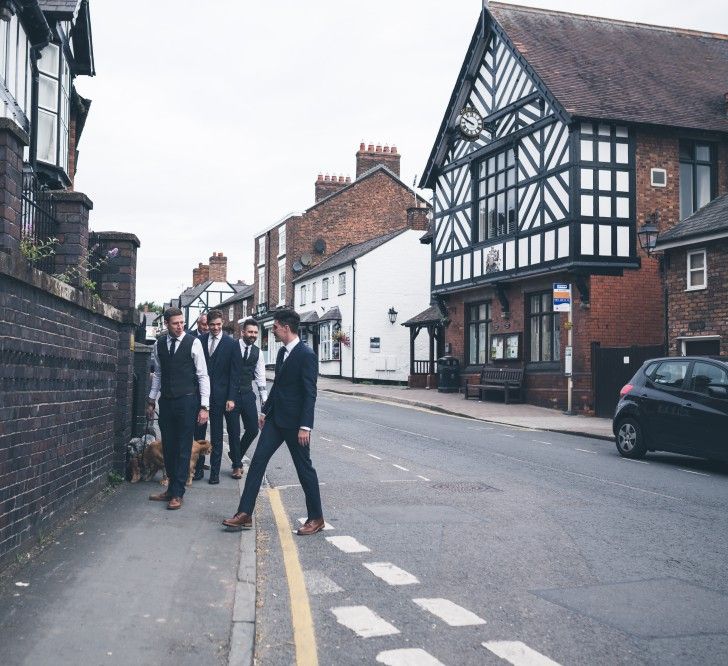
[193,439,212,455]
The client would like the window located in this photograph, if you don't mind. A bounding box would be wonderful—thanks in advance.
[0,15,32,128]
[466,302,491,365]
[258,267,265,304]
[338,272,346,295]
[476,147,516,241]
[648,360,690,389]
[688,361,728,396]
[278,225,286,256]
[300,284,306,306]
[278,261,286,304]
[311,282,317,303]
[37,43,70,172]
[322,277,329,300]
[319,321,340,361]
[527,291,561,362]
[257,237,265,266]
[687,250,706,290]
[228,306,234,321]
[679,141,714,220]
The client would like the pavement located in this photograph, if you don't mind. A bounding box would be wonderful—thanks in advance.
[0,379,613,666]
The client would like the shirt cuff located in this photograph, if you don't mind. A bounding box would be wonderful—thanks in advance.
[300,426,311,431]
[148,392,159,401]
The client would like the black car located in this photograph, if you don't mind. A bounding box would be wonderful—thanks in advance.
[613,356,728,461]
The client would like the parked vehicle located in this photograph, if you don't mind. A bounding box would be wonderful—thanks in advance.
[613,356,728,461]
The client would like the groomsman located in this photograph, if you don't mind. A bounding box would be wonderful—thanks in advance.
[192,313,210,454]
[198,309,242,484]
[146,307,209,510]
[230,318,268,479]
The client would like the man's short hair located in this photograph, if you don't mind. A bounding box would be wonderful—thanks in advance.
[164,307,183,322]
[273,308,300,334]
[197,313,207,322]
[241,317,258,330]
[207,309,223,322]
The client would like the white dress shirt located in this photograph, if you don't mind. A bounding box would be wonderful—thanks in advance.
[239,340,268,403]
[149,331,210,408]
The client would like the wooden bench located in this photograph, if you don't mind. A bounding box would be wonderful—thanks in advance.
[464,366,525,404]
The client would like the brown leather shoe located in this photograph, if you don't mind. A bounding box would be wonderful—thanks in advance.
[167,497,183,510]
[297,518,325,535]
[149,491,172,502]
[231,468,243,479]
[222,512,252,530]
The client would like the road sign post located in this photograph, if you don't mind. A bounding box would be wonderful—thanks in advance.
[553,283,573,415]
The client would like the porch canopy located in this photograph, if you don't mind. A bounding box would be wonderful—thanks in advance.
[403,305,446,376]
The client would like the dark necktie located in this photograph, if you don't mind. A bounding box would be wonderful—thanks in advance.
[276,345,286,372]
[243,345,249,361]
[169,337,177,356]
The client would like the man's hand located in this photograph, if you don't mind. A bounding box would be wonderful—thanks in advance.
[225,400,235,412]
[298,429,310,447]
[258,413,266,430]
[197,409,209,425]
[145,403,155,420]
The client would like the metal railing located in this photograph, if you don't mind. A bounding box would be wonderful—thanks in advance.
[20,167,59,273]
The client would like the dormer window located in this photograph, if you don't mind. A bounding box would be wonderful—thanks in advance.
[37,43,70,173]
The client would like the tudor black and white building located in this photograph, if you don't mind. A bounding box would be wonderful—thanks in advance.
[420,3,728,414]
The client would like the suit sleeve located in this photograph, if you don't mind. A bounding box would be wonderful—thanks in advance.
[299,349,318,430]
[228,338,242,402]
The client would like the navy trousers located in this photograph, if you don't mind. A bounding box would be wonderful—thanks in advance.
[229,391,259,469]
[158,394,197,498]
[206,400,241,476]
[237,419,322,520]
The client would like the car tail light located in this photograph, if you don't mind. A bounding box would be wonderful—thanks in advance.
[619,383,633,397]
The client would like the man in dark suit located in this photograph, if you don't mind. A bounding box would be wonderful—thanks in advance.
[198,309,242,484]
[191,313,210,463]
[223,309,324,535]
[146,307,209,510]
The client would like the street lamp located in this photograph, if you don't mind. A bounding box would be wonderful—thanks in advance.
[637,211,660,256]
[387,307,398,324]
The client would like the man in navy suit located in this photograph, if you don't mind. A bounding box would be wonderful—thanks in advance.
[199,309,242,484]
[223,309,324,535]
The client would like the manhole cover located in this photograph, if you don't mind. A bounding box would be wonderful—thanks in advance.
[430,481,496,493]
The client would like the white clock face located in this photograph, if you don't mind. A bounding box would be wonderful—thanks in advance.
[458,108,483,140]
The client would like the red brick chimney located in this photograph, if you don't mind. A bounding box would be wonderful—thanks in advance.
[193,261,210,286]
[209,252,227,282]
[356,142,400,179]
[407,206,430,231]
[315,173,351,203]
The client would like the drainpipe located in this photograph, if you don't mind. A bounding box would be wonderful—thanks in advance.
[351,260,356,383]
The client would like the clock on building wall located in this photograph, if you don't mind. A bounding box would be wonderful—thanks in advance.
[457,107,484,141]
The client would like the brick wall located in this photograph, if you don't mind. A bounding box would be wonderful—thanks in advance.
[0,252,135,569]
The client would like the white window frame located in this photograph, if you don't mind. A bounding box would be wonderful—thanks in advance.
[311,281,317,303]
[37,42,70,172]
[322,277,329,300]
[257,237,266,266]
[0,15,32,128]
[338,271,346,295]
[686,249,707,291]
[278,260,286,305]
[258,266,266,304]
[278,225,286,257]
[300,284,307,306]
[320,321,332,360]
[228,305,234,321]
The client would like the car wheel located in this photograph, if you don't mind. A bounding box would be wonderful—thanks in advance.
[615,417,647,459]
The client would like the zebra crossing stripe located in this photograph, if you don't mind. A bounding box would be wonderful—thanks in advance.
[331,606,399,638]
[482,641,561,665]
[376,648,445,665]
[413,598,486,626]
[363,562,419,586]
[326,536,370,553]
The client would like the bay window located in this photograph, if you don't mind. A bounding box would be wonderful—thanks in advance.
[37,43,70,173]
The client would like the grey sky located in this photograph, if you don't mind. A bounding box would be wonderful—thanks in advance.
[72,0,728,305]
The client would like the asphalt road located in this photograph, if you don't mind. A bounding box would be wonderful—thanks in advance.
[255,392,728,666]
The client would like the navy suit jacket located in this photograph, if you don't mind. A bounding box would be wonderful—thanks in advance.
[200,333,242,406]
[264,341,317,430]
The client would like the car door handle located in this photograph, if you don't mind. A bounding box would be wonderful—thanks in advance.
[682,402,693,408]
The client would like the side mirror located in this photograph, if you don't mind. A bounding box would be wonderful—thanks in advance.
[708,385,728,399]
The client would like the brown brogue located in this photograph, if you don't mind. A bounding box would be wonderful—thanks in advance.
[149,491,172,502]
[167,497,183,510]
[231,468,243,480]
[222,512,252,530]
[297,518,325,536]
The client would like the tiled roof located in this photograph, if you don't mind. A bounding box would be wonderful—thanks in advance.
[179,280,212,307]
[299,310,320,324]
[219,284,254,307]
[319,306,341,322]
[293,229,407,282]
[656,194,728,246]
[403,305,445,327]
[489,2,728,132]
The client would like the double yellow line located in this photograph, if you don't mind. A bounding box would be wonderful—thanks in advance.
[268,488,319,666]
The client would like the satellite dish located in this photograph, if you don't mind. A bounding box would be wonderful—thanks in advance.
[300,253,312,266]
[292,261,303,273]
[313,238,326,254]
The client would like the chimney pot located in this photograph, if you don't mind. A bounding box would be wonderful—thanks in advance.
[391,145,398,154]
[324,174,330,182]
[383,145,390,153]
[338,175,345,183]
[376,143,382,153]
[317,173,323,181]
[346,176,351,183]
[359,142,365,151]
[368,143,374,152]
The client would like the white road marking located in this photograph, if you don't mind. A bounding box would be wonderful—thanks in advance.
[380,479,418,483]
[275,484,300,490]
[620,458,649,464]
[298,518,334,531]
[482,640,562,665]
[392,464,410,471]
[355,418,442,441]
[413,598,486,626]
[533,440,552,445]
[576,448,596,454]
[331,606,399,638]
[467,426,494,431]
[377,648,445,665]
[501,434,515,438]
[417,475,431,482]
[305,570,343,595]
[368,454,382,460]
[363,562,419,586]
[342,444,356,450]
[678,468,710,476]
[326,536,370,553]
[320,436,333,442]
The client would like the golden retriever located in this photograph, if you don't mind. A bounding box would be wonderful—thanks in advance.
[142,439,212,487]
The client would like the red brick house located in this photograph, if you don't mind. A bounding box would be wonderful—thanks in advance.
[419,3,728,416]
[253,143,430,363]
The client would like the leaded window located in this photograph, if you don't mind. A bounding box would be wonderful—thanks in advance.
[466,302,491,366]
[476,147,516,241]
[527,291,560,362]
[679,141,713,220]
